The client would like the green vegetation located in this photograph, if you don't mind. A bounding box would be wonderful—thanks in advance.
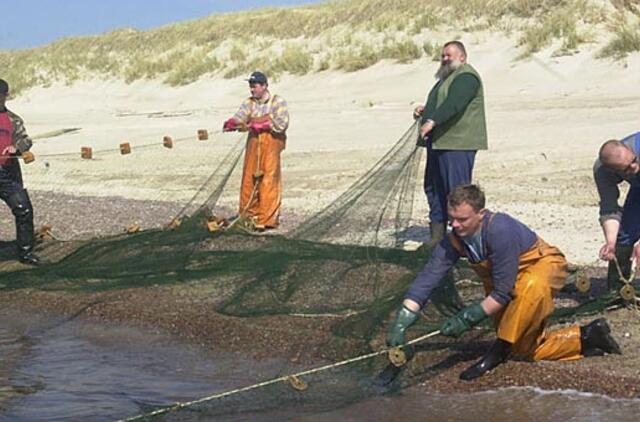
[598,21,640,58]
[335,44,380,71]
[516,0,604,57]
[0,0,638,94]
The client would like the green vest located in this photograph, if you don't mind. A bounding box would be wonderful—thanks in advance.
[423,64,487,150]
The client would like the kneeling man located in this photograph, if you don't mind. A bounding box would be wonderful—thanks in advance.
[387,184,621,380]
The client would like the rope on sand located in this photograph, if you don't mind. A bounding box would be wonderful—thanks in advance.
[117,329,441,422]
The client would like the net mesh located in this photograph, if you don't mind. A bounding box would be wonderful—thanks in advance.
[0,122,621,421]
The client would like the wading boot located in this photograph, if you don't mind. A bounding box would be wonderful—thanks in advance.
[606,244,633,292]
[7,189,44,266]
[424,222,446,249]
[459,338,511,381]
[580,318,622,356]
[19,250,44,266]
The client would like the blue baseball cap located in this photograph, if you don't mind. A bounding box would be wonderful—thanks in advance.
[0,79,8,95]
[246,71,268,85]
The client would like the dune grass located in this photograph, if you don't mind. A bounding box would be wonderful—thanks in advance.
[596,0,640,58]
[0,0,637,94]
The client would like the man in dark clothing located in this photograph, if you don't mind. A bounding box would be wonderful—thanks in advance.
[593,135,640,292]
[414,41,488,248]
[387,185,621,381]
[0,79,43,265]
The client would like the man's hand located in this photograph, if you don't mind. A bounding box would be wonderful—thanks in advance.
[248,119,271,133]
[222,118,238,132]
[413,105,424,120]
[420,119,435,139]
[1,145,17,156]
[386,304,420,347]
[599,242,616,261]
[440,302,487,338]
[633,242,640,264]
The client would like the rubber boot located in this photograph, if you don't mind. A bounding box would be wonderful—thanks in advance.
[424,222,446,249]
[459,338,511,381]
[606,244,633,291]
[580,318,622,356]
[6,190,43,266]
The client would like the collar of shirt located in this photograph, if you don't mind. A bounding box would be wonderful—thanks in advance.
[251,91,271,105]
[461,226,484,262]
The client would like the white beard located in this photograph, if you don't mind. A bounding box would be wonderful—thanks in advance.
[435,60,462,80]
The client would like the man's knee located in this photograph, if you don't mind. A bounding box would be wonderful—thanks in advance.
[7,189,33,221]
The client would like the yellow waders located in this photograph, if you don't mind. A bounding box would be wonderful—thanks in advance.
[450,232,583,361]
[239,128,285,229]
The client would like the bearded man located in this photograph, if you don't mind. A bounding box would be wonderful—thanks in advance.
[413,41,488,248]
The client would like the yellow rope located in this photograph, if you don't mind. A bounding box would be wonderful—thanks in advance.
[35,128,224,159]
[613,256,637,284]
[117,329,441,422]
[613,256,639,309]
[228,132,264,232]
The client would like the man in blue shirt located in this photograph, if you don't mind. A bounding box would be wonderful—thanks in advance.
[387,184,621,380]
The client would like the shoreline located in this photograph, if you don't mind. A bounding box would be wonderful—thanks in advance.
[0,239,637,400]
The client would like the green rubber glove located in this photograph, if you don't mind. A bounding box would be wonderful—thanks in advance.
[386,304,420,347]
[440,302,488,338]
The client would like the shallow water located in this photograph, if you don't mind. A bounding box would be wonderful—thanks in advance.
[0,310,300,421]
[1,310,639,421]
[301,387,640,422]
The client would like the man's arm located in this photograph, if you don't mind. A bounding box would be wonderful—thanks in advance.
[388,238,460,346]
[403,237,461,310]
[231,98,254,124]
[420,73,480,138]
[270,95,289,133]
[429,73,480,126]
[600,219,621,260]
[593,160,625,259]
[9,111,32,153]
[485,216,524,307]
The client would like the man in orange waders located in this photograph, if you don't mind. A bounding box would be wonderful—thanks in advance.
[223,71,289,232]
[387,184,621,380]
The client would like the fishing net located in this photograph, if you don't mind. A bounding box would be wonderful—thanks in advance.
[0,121,624,421]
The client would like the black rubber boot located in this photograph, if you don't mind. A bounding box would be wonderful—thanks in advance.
[580,318,622,356]
[459,338,511,381]
[424,222,446,249]
[6,189,43,266]
[606,244,633,291]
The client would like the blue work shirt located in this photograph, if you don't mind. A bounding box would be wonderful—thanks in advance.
[405,211,538,307]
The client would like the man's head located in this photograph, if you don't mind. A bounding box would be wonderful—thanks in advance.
[599,139,640,177]
[247,71,268,100]
[435,41,467,81]
[0,79,8,107]
[447,184,486,237]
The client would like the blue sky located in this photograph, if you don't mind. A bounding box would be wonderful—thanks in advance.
[1,0,326,50]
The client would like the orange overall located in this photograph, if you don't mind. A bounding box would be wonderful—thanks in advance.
[239,128,285,229]
[450,232,583,361]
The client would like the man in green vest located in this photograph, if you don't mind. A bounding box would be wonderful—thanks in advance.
[414,41,488,248]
